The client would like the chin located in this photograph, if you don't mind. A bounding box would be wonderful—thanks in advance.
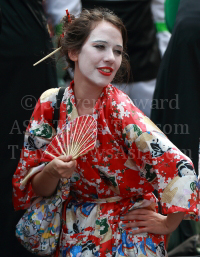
[94,78,114,88]
[96,82,110,88]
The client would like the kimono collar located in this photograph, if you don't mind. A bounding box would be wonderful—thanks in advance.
[67,81,112,117]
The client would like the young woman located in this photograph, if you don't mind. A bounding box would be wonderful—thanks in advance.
[13,8,199,257]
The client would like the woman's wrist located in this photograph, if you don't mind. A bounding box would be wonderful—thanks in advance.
[165,212,185,233]
[43,161,60,179]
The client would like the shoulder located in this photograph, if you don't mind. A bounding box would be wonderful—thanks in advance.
[104,84,130,100]
[104,85,162,133]
[103,84,140,118]
[40,88,60,104]
[103,84,135,108]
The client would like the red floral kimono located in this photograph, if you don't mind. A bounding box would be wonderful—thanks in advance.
[13,82,199,257]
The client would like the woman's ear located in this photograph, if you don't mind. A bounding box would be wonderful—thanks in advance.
[68,50,78,62]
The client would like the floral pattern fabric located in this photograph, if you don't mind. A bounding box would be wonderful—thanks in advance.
[16,178,70,255]
[13,82,199,257]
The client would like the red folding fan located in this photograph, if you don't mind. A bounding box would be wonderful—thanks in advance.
[20,115,97,186]
[41,115,97,162]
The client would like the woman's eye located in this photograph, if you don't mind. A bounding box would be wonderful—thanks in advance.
[94,45,105,50]
[114,50,122,55]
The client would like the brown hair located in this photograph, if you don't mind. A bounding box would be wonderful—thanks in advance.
[58,8,130,83]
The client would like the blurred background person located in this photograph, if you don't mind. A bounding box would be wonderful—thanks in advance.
[0,0,80,256]
[151,0,200,255]
[0,0,57,255]
[151,0,171,57]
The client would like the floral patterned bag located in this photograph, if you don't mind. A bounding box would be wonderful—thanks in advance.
[16,178,70,256]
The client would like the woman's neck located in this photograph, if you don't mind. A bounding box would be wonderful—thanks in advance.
[73,79,104,115]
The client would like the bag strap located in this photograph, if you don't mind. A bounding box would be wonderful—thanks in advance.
[53,87,65,131]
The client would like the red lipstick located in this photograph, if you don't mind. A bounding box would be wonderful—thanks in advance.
[97,67,113,76]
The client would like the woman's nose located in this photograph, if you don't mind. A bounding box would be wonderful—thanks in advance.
[104,49,115,63]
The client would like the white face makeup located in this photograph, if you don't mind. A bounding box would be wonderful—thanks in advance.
[73,21,123,89]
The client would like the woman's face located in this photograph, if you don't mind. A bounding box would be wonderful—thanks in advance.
[73,21,123,88]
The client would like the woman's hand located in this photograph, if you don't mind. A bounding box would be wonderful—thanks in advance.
[32,155,76,197]
[120,208,184,235]
[46,155,77,179]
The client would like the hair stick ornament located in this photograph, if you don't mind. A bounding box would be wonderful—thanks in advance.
[33,47,62,66]
[66,9,72,23]
[33,9,71,67]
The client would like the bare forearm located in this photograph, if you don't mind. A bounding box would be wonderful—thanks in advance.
[31,165,59,197]
[31,155,76,197]
[165,212,185,233]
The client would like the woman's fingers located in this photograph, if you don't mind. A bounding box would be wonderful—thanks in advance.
[121,209,152,221]
[128,208,151,215]
[122,221,147,228]
[120,208,171,235]
[58,159,77,178]
[48,155,77,178]
[57,155,73,162]
[121,214,146,221]
[129,228,148,235]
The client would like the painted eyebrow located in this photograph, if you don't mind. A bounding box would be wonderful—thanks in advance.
[92,40,123,49]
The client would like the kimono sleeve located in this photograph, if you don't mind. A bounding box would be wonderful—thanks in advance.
[113,94,199,220]
[12,88,59,211]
